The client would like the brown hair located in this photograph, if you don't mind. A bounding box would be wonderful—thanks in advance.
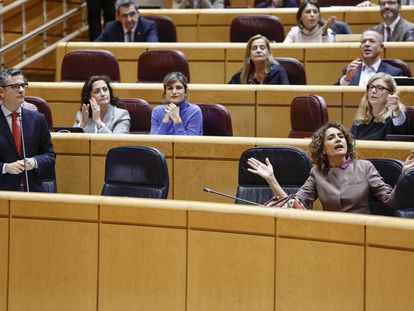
[309,122,356,173]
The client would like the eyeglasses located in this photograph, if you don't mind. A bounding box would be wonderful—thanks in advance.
[367,84,392,93]
[0,82,28,91]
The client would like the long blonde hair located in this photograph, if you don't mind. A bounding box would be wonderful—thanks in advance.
[240,34,277,84]
[354,72,405,125]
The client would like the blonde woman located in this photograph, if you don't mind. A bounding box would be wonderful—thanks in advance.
[228,34,289,85]
[351,73,411,140]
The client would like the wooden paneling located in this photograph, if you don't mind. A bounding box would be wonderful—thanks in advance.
[187,230,275,311]
[0,219,8,311]
[55,42,414,85]
[8,219,98,311]
[275,238,364,311]
[99,224,187,311]
[1,193,414,310]
[366,247,414,311]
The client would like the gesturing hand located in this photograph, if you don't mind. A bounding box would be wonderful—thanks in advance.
[345,58,362,82]
[322,16,336,35]
[247,157,275,181]
[403,150,414,173]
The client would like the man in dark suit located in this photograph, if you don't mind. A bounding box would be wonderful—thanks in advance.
[95,0,158,42]
[0,68,55,192]
[373,0,414,41]
[336,29,404,86]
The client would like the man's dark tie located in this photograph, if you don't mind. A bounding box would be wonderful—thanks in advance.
[11,111,21,156]
[126,30,133,42]
[386,26,392,42]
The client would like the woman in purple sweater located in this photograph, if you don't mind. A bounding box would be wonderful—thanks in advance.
[247,122,414,214]
[150,72,203,136]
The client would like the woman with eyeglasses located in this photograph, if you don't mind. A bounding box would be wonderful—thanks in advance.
[351,72,411,140]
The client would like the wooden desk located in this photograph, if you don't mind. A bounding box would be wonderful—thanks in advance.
[26,82,414,138]
[1,192,413,311]
[55,41,414,84]
[139,7,414,42]
[49,134,414,204]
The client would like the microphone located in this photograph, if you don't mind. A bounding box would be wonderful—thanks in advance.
[203,188,263,207]
[18,114,30,192]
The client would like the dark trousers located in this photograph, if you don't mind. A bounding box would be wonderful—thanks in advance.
[87,0,116,41]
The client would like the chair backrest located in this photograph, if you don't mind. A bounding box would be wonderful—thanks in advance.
[274,57,307,85]
[382,58,412,77]
[230,15,285,43]
[144,15,177,42]
[368,158,403,216]
[102,146,169,199]
[395,167,414,217]
[137,50,190,83]
[39,165,57,193]
[117,98,152,134]
[236,146,312,206]
[61,49,120,82]
[288,94,329,138]
[24,96,54,130]
[195,103,233,136]
[405,106,414,134]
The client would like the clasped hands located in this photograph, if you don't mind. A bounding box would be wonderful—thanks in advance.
[5,158,35,174]
[162,103,182,124]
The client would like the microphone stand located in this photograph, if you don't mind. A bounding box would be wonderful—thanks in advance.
[203,188,263,206]
[19,114,30,192]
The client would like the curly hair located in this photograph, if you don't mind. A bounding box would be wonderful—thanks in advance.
[80,75,118,112]
[240,34,278,84]
[296,0,324,29]
[354,72,405,125]
[309,122,356,173]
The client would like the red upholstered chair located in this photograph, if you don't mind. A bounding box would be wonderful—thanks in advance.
[24,96,54,130]
[144,15,177,42]
[230,15,285,42]
[288,94,329,138]
[382,58,412,77]
[274,57,307,85]
[61,50,120,82]
[195,103,233,136]
[137,50,190,83]
[117,98,152,134]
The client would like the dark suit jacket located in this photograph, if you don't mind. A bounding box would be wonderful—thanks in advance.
[255,0,298,7]
[0,108,55,191]
[95,17,158,42]
[374,18,414,41]
[331,20,352,35]
[336,61,404,85]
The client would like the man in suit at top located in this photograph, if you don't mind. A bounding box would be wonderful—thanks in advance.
[0,68,55,192]
[95,0,159,42]
[373,0,414,41]
[336,29,404,86]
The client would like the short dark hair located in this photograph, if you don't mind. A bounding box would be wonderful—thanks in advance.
[80,75,118,111]
[0,67,26,86]
[115,0,139,14]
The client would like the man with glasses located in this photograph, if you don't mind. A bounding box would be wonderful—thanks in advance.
[0,68,55,192]
[372,0,414,41]
[336,29,404,86]
[95,0,159,42]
